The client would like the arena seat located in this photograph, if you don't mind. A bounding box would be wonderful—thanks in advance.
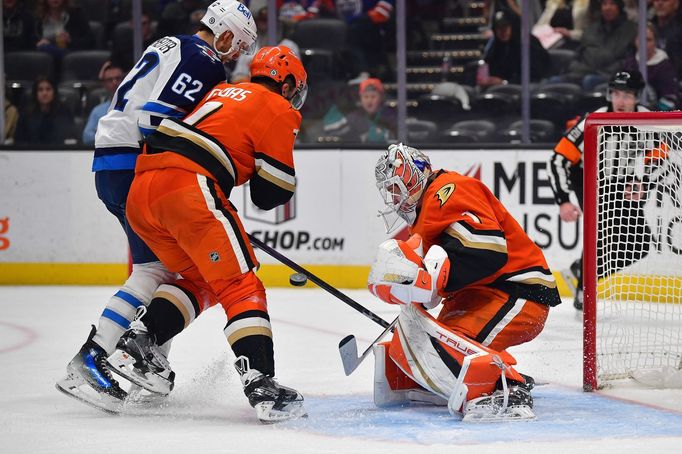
[61,50,111,83]
[499,119,557,143]
[4,51,55,82]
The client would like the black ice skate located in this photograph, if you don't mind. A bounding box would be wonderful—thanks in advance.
[235,356,307,423]
[56,326,127,414]
[108,318,174,398]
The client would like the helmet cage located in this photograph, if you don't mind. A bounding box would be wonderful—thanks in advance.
[375,144,431,232]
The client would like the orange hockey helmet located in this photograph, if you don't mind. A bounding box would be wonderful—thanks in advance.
[250,45,308,110]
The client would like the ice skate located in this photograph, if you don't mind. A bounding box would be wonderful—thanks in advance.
[56,326,127,414]
[235,356,307,423]
[462,385,535,422]
[108,318,174,397]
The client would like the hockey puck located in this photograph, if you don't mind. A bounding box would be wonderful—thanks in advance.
[289,272,308,287]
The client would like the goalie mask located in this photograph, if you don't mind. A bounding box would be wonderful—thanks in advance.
[375,144,432,232]
[201,0,258,60]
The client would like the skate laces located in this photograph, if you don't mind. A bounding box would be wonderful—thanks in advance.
[234,356,265,387]
[129,306,149,333]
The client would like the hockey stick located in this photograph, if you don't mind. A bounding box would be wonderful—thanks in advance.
[248,234,391,329]
[338,316,399,376]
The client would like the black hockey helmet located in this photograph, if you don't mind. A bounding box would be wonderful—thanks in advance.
[608,70,645,95]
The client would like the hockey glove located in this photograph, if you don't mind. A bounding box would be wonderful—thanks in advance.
[368,234,450,309]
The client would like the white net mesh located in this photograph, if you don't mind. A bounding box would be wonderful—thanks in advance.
[596,124,682,386]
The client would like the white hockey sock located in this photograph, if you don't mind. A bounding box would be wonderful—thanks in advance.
[92,262,176,355]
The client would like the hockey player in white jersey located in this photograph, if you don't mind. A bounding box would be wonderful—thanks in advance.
[56,0,258,413]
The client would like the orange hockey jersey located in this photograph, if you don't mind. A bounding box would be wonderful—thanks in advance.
[136,82,301,210]
[411,170,561,307]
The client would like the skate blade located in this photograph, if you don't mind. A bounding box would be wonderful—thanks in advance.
[462,405,536,423]
[254,401,308,424]
[108,350,172,396]
[124,384,170,407]
[55,375,123,415]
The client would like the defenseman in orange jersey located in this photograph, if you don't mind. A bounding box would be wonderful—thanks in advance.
[367,144,560,421]
[117,46,308,422]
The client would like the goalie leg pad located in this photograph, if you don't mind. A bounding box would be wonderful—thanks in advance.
[387,304,527,414]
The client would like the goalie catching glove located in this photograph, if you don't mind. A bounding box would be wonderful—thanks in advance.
[368,234,450,309]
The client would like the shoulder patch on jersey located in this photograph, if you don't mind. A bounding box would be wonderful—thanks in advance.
[435,183,456,207]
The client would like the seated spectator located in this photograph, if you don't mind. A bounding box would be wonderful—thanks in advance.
[622,22,679,111]
[14,76,78,146]
[3,0,38,53]
[110,12,157,72]
[479,10,551,88]
[336,0,394,84]
[535,0,590,49]
[230,5,300,83]
[557,0,636,90]
[278,0,336,22]
[157,0,209,37]
[35,0,92,60]
[4,96,19,145]
[650,0,682,78]
[323,78,396,143]
[82,62,125,146]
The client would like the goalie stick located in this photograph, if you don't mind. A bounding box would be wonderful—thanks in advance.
[339,316,399,375]
[248,234,391,329]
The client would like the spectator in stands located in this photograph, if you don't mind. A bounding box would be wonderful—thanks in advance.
[35,0,93,59]
[622,22,679,111]
[650,0,682,78]
[535,0,590,49]
[82,62,125,146]
[336,0,394,84]
[157,0,209,37]
[110,11,157,72]
[4,96,19,145]
[278,0,335,22]
[479,10,551,88]
[14,76,78,146]
[322,77,396,143]
[557,0,636,90]
[3,0,38,53]
[231,5,300,83]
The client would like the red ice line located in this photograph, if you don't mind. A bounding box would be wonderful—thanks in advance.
[0,320,38,354]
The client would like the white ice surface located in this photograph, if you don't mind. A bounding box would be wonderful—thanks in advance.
[1,286,681,453]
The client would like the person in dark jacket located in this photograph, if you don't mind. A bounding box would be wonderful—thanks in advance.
[559,0,636,90]
[479,9,551,87]
[3,0,38,52]
[14,76,78,146]
[622,22,679,110]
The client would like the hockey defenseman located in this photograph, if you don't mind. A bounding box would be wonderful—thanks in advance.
[367,144,561,421]
[113,46,308,422]
[56,0,258,412]
[547,70,656,310]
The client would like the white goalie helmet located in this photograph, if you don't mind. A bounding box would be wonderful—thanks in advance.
[375,143,432,232]
[201,0,258,60]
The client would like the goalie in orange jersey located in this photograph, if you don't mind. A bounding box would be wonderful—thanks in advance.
[367,144,561,421]
[109,46,308,423]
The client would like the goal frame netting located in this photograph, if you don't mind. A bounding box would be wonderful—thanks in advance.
[583,111,682,392]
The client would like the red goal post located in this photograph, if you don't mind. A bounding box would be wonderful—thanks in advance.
[583,112,682,391]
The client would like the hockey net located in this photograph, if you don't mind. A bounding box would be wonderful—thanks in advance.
[583,112,682,391]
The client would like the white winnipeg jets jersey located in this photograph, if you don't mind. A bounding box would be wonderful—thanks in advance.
[93,34,226,171]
